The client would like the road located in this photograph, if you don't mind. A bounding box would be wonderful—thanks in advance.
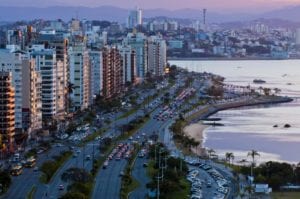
[1,146,68,199]
[92,159,127,199]
[34,141,99,199]
[129,156,150,199]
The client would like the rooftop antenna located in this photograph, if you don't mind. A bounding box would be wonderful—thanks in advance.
[203,8,207,25]
[76,9,79,20]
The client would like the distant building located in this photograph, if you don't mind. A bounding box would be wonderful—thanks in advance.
[127,8,143,29]
[168,40,183,49]
[296,28,300,45]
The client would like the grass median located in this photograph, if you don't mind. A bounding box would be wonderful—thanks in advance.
[39,151,73,183]
[120,144,141,199]
[26,186,36,199]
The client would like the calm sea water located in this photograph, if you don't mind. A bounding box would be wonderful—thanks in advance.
[170,60,300,164]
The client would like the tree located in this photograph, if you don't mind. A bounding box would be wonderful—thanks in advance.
[0,170,11,193]
[207,148,216,159]
[274,88,281,95]
[225,152,234,166]
[61,168,92,183]
[247,150,260,177]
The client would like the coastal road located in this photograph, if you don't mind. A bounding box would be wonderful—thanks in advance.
[129,156,150,199]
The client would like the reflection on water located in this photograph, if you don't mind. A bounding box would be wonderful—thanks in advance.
[171,60,300,163]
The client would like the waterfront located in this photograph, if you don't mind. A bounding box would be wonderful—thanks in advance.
[171,60,300,163]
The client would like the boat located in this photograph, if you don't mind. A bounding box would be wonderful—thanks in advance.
[253,79,266,84]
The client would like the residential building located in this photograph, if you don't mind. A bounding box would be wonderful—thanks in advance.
[68,36,91,110]
[89,49,103,101]
[118,45,136,84]
[102,46,123,99]
[148,36,167,77]
[0,71,15,155]
[30,46,57,122]
[36,33,68,118]
[0,49,23,131]
[21,59,42,137]
[123,33,148,79]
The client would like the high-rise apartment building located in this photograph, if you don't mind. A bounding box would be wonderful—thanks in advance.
[123,33,148,80]
[118,45,136,84]
[102,46,123,99]
[0,49,24,131]
[36,33,68,118]
[68,36,91,110]
[148,36,167,77]
[0,71,15,155]
[89,49,103,101]
[30,46,57,122]
[21,59,42,136]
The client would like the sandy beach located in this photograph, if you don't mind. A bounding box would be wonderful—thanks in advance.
[183,122,208,155]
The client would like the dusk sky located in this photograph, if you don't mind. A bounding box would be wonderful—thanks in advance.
[1,0,300,13]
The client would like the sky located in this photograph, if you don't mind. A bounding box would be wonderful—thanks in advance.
[1,0,300,13]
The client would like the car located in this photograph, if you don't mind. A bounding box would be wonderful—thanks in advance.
[33,166,39,172]
[143,163,148,167]
[37,149,44,154]
[119,171,124,176]
[58,184,64,190]
[73,154,78,158]
[85,155,91,160]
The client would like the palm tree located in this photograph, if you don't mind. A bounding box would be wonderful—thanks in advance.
[247,150,260,177]
[274,88,281,95]
[207,148,216,159]
[225,152,234,166]
[66,82,76,112]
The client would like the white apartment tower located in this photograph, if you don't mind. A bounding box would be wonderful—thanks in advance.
[68,37,91,110]
[123,33,148,80]
[118,45,136,84]
[30,46,57,121]
[147,36,167,77]
[89,49,103,101]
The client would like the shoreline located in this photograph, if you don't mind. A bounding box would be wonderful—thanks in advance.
[182,95,293,156]
[183,122,208,155]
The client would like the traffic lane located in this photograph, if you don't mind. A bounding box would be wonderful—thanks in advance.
[47,144,96,198]
[4,169,40,199]
[92,159,127,199]
[130,156,150,199]
[35,142,97,198]
[1,146,67,199]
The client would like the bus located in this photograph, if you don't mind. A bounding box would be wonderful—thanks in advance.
[24,157,36,168]
[11,165,23,176]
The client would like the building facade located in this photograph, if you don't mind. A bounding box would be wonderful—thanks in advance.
[0,72,15,155]
[102,46,123,99]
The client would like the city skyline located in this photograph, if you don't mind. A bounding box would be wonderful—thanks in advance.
[1,0,300,13]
